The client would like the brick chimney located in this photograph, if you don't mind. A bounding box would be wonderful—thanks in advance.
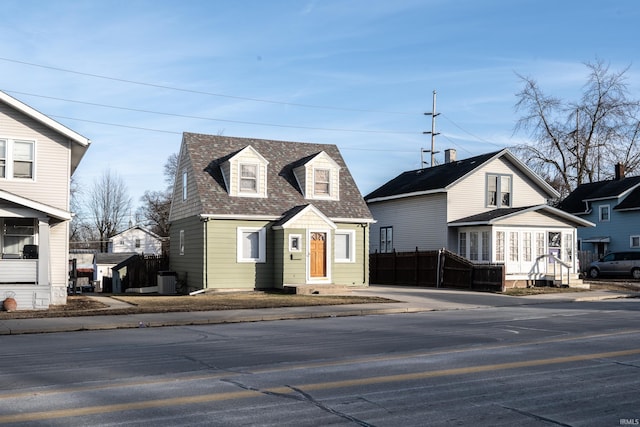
[615,163,625,180]
[445,148,457,163]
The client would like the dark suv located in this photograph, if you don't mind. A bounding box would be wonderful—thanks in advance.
[588,252,640,279]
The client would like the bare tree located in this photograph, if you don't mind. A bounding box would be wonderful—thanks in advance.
[514,59,640,198]
[135,153,177,239]
[86,169,132,252]
[136,190,171,237]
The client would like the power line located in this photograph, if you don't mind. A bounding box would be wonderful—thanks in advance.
[8,89,418,135]
[440,113,505,147]
[0,56,413,115]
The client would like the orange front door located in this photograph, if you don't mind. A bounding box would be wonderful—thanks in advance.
[310,232,326,278]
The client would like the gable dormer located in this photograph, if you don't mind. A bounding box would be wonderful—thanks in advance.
[221,145,269,198]
[293,151,341,201]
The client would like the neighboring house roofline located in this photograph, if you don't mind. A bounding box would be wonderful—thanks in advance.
[448,204,594,228]
[0,90,91,173]
[365,149,559,203]
[0,189,71,220]
[109,225,164,240]
[366,189,446,203]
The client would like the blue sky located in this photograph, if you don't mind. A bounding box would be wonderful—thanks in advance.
[1,0,639,217]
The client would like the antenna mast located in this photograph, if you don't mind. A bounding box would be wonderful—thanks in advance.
[422,90,440,168]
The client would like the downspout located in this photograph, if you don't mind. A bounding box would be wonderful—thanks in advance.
[361,223,368,285]
[202,217,209,290]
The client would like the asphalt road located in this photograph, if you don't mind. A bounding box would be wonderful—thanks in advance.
[0,299,639,426]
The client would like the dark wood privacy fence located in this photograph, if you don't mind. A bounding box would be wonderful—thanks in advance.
[370,249,505,292]
[119,254,169,292]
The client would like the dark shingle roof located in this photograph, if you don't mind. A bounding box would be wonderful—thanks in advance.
[448,206,533,224]
[364,150,502,201]
[557,176,640,214]
[183,133,372,220]
[613,186,640,210]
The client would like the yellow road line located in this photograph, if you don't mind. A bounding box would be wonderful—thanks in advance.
[1,347,639,424]
[2,328,639,401]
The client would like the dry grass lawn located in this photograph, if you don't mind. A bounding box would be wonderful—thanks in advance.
[0,292,394,319]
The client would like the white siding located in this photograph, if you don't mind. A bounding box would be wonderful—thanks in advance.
[0,102,71,211]
[110,228,162,255]
[447,157,550,222]
[369,193,448,252]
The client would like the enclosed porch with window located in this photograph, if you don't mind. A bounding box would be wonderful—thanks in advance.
[450,205,594,287]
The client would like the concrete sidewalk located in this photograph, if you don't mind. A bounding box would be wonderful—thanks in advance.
[0,286,637,335]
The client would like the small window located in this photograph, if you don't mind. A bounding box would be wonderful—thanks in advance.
[380,226,393,253]
[495,231,505,262]
[599,205,610,222]
[135,238,141,249]
[240,164,258,193]
[179,230,185,255]
[486,174,511,207]
[13,141,33,179]
[182,171,188,201]
[459,232,467,257]
[289,234,301,252]
[631,235,640,248]
[509,232,519,262]
[481,231,490,261]
[335,230,355,263]
[0,139,6,178]
[469,232,479,261]
[237,227,266,263]
[314,169,330,196]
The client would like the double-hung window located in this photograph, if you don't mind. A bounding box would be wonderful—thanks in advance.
[0,139,35,179]
[599,205,610,222]
[631,235,640,248]
[314,169,330,196]
[239,164,258,193]
[486,174,512,207]
[380,226,393,253]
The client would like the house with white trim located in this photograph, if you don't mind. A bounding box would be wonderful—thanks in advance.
[365,149,593,287]
[168,133,373,292]
[0,90,90,309]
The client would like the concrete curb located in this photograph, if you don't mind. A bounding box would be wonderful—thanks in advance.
[0,290,636,335]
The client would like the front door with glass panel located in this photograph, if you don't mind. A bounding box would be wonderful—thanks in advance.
[310,232,326,277]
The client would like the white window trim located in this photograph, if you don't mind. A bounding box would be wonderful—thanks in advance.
[631,235,640,249]
[0,138,36,181]
[312,168,332,198]
[182,171,187,201]
[486,173,512,208]
[335,230,355,263]
[179,230,185,255]
[599,205,610,222]
[237,227,266,263]
[289,234,302,252]
[238,162,260,196]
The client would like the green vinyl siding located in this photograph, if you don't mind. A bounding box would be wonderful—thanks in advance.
[281,229,307,286]
[169,216,205,291]
[332,223,369,285]
[204,219,273,289]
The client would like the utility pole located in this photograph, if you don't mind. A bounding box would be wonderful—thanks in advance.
[422,90,440,168]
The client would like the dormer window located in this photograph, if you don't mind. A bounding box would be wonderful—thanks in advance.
[220,146,269,198]
[240,164,258,193]
[293,151,341,201]
[314,169,331,196]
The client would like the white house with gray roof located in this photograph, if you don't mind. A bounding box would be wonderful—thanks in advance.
[365,149,593,287]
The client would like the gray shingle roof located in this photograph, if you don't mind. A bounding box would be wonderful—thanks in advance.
[183,133,372,220]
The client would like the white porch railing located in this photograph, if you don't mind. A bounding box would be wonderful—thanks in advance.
[530,254,573,287]
[0,259,38,283]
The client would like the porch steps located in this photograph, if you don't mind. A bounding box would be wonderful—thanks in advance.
[283,284,366,295]
[553,274,590,289]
